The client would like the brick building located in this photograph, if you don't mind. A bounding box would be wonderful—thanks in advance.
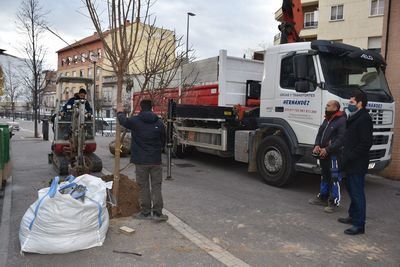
[380,0,400,180]
[56,32,107,116]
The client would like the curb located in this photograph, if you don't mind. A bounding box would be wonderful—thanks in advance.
[0,176,13,267]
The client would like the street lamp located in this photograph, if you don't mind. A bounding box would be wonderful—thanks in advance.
[90,52,99,118]
[186,12,196,61]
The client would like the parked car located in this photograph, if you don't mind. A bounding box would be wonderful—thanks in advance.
[7,121,20,131]
[95,118,118,136]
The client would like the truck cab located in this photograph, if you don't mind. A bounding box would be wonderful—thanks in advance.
[256,40,394,185]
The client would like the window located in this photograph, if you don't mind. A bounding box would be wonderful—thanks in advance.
[72,71,76,77]
[97,48,102,58]
[88,68,92,77]
[280,54,316,90]
[73,55,79,64]
[65,72,69,77]
[81,53,86,63]
[79,69,84,77]
[331,5,344,21]
[304,12,318,28]
[370,0,384,16]
[368,36,382,53]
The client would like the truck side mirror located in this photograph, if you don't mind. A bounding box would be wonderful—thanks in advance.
[295,80,311,93]
[293,54,309,80]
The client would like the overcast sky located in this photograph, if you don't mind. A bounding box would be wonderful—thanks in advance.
[0,0,281,70]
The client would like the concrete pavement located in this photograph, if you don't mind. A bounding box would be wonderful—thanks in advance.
[1,118,400,266]
[0,120,222,267]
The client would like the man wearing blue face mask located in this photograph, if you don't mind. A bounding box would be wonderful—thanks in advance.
[338,90,373,235]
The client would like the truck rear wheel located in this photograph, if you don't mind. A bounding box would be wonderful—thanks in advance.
[256,135,295,187]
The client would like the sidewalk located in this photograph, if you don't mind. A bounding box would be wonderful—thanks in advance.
[1,130,222,267]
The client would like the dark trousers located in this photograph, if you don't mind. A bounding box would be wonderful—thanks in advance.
[135,164,163,214]
[346,173,366,228]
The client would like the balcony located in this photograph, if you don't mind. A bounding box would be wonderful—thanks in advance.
[300,27,318,39]
[102,76,117,84]
[275,8,283,21]
[304,20,318,28]
[301,0,319,6]
[274,33,281,45]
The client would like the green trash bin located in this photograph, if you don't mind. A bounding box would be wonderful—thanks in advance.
[0,124,10,163]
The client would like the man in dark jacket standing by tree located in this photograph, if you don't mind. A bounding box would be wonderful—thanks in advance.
[117,100,168,221]
[338,91,373,235]
[309,100,346,213]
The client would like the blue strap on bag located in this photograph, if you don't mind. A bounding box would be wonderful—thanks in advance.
[29,176,60,230]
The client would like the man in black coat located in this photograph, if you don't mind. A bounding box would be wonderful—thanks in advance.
[117,100,167,221]
[309,100,346,213]
[62,89,93,114]
[338,91,373,235]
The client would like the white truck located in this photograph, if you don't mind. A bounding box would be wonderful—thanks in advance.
[171,40,394,186]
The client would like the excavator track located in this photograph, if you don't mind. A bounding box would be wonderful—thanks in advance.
[86,153,103,173]
[52,154,69,175]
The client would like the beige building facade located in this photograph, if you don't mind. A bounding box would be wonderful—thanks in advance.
[57,22,175,118]
[274,0,385,51]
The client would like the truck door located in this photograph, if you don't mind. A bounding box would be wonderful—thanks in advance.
[269,52,323,145]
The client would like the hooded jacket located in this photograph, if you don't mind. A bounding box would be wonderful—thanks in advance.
[315,110,347,156]
[117,111,166,165]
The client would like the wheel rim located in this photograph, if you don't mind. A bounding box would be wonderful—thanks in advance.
[263,147,283,173]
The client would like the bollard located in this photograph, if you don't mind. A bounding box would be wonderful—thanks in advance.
[42,118,49,141]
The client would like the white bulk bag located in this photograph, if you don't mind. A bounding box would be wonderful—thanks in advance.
[19,174,111,254]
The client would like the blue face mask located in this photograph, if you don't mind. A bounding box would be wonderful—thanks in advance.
[348,103,357,112]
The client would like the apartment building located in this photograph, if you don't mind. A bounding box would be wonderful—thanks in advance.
[57,33,106,116]
[40,70,57,115]
[57,22,175,118]
[274,0,385,52]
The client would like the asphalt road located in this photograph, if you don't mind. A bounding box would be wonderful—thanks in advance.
[3,118,400,266]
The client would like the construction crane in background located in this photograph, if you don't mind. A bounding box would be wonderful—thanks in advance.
[278,0,303,44]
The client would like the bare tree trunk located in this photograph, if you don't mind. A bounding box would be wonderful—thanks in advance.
[112,74,123,216]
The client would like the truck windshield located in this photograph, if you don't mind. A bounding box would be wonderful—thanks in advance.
[319,53,393,103]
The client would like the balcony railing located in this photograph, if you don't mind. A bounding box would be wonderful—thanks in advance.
[304,21,318,28]
[274,32,281,42]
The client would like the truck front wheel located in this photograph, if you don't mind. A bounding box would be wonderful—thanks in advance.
[256,135,295,187]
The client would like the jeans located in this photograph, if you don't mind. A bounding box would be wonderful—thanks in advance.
[135,164,163,214]
[346,173,366,228]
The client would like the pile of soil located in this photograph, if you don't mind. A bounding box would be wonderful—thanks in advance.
[102,174,140,218]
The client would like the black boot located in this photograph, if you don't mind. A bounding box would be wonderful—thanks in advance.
[338,216,352,224]
[344,226,365,235]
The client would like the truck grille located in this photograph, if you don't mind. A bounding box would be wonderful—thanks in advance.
[369,149,386,160]
[369,109,393,125]
[372,135,389,145]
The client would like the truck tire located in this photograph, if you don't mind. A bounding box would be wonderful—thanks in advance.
[256,135,295,187]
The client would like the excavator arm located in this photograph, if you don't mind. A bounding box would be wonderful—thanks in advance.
[278,0,303,44]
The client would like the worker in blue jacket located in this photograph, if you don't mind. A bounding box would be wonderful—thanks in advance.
[117,100,168,221]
